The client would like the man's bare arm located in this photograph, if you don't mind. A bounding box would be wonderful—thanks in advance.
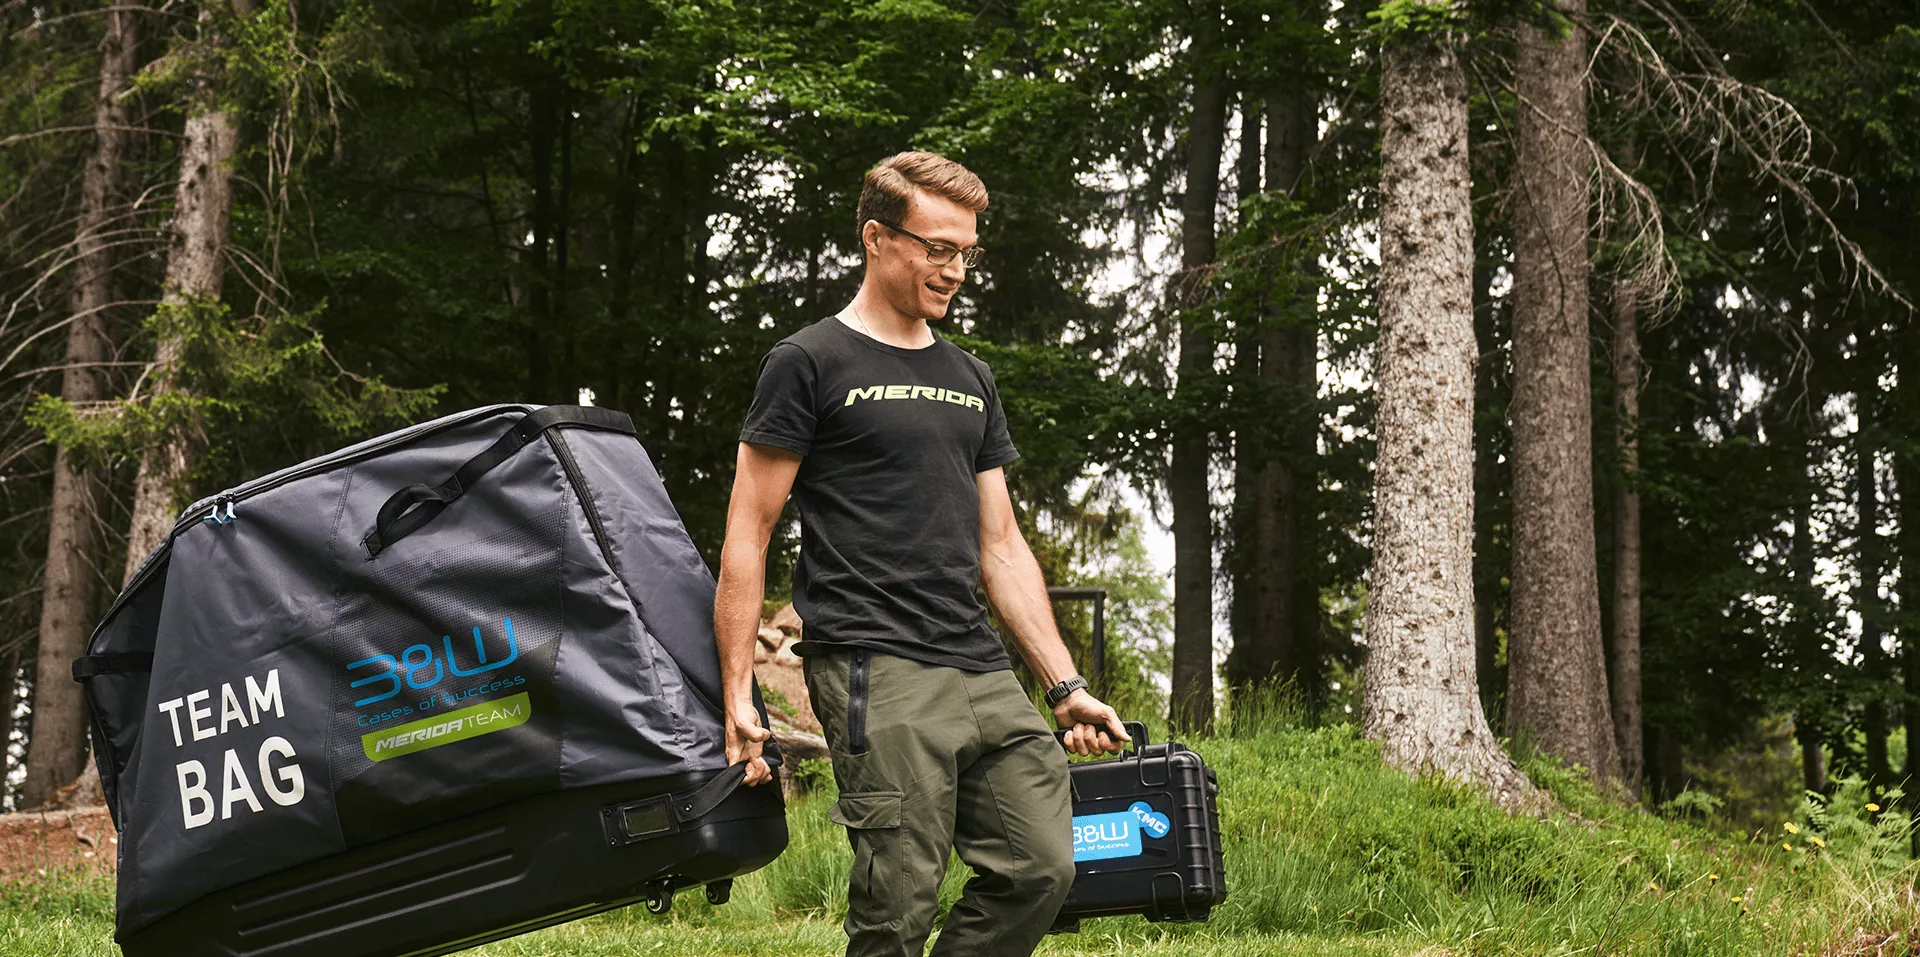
[977,466,1128,755]
[715,441,803,786]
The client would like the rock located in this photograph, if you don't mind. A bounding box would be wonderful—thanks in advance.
[770,728,827,760]
[36,765,104,812]
[754,656,817,734]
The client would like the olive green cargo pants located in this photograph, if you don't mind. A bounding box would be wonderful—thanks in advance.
[803,647,1075,957]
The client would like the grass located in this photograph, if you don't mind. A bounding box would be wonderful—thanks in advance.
[4,719,1916,956]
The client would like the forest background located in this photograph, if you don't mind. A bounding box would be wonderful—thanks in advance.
[0,0,1917,877]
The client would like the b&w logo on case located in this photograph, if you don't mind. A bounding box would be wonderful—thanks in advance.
[1071,800,1170,862]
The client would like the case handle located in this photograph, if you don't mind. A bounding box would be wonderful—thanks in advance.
[363,405,635,558]
[1054,719,1148,754]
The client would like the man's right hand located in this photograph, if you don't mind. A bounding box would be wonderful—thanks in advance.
[726,708,775,786]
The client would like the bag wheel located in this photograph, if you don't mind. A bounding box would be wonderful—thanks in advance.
[705,879,733,906]
[644,881,674,915]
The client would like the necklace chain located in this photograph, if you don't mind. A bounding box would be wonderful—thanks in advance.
[850,304,932,348]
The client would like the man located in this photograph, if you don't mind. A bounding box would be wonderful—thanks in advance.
[714,151,1129,957]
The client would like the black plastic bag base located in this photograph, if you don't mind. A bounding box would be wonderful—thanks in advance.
[118,770,787,957]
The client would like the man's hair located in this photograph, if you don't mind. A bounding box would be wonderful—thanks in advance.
[854,151,989,249]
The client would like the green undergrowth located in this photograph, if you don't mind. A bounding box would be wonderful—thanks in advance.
[4,722,1916,956]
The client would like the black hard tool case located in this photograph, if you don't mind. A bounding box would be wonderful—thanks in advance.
[73,404,788,957]
[1051,721,1226,929]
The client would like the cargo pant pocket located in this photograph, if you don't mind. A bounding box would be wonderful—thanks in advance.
[830,790,902,921]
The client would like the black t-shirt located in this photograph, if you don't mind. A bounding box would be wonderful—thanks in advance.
[738,315,1019,672]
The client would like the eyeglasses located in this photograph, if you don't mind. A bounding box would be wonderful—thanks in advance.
[870,218,985,268]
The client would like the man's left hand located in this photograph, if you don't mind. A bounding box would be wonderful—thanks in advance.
[1054,690,1130,756]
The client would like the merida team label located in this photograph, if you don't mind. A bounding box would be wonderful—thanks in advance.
[361,692,531,761]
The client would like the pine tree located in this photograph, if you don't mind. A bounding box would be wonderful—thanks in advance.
[1362,0,1537,809]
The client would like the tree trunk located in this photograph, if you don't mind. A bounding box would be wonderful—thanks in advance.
[1168,1,1228,734]
[1857,330,1890,790]
[123,2,247,582]
[1645,723,1688,803]
[604,96,643,411]
[0,646,19,807]
[1361,11,1538,810]
[1796,715,1828,795]
[1787,406,1828,795]
[1896,322,1920,849]
[525,79,559,403]
[1241,87,1321,702]
[689,82,717,312]
[1504,0,1623,790]
[19,1,139,810]
[1228,84,1321,704]
[1471,256,1505,721]
[1229,93,1261,695]
[1608,288,1643,799]
[556,99,576,398]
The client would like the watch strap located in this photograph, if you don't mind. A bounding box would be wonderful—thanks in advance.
[1045,675,1088,708]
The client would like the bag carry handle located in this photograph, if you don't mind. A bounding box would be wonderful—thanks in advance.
[72,652,155,681]
[1054,719,1149,754]
[603,756,784,845]
[362,405,636,559]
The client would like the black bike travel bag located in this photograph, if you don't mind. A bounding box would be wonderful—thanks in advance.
[1050,721,1226,929]
[74,404,787,957]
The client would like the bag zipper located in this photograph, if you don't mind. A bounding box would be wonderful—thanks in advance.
[96,405,532,638]
[548,430,618,573]
[849,649,870,754]
[547,427,731,722]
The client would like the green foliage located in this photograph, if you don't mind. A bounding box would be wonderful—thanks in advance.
[1662,787,1729,821]
[790,757,835,795]
[1800,779,1914,873]
[758,684,795,718]
[1681,716,1806,837]
[1059,516,1174,724]
[27,295,439,485]
[9,716,1919,955]
[1222,678,1312,736]
[1365,0,1468,42]
[4,0,1920,893]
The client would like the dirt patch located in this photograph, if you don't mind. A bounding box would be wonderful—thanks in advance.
[0,807,117,881]
[1823,931,1920,956]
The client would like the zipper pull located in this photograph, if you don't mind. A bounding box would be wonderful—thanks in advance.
[202,496,238,525]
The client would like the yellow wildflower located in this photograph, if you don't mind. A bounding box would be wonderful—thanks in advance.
[1867,802,1882,812]
[1783,822,1800,834]
[1782,842,1793,852]
[1708,873,1721,883]
[1809,836,1827,849]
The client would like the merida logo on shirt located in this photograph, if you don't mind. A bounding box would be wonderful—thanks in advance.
[844,384,986,412]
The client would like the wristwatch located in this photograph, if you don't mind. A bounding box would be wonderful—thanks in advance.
[1044,675,1088,709]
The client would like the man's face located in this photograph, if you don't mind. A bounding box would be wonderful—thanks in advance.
[864,191,977,322]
